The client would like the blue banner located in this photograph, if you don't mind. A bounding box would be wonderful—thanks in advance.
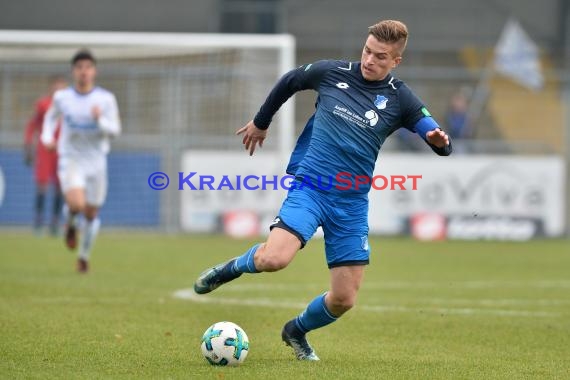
[0,149,160,227]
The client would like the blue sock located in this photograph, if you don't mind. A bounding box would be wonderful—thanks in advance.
[232,244,261,274]
[295,293,338,333]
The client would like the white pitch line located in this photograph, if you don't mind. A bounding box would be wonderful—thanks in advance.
[220,280,570,292]
[359,305,559,318]
[419,298,570,307]
[172,289,562,318]
[28,296,131,304]
[173,289,307,309]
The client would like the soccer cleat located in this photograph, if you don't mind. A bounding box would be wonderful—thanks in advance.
[77,258,89,273]
[281,320,320,361]
[65,224,77,250]
[193,258,241,295]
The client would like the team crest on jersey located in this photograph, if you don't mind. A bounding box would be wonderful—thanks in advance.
[374,95,388,110]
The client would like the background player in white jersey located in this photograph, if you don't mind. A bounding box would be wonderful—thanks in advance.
[41,50,121,273]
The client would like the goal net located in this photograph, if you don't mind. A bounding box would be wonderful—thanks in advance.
[0,31,295,232]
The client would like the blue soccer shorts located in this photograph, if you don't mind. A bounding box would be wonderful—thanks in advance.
[270,182,370,268]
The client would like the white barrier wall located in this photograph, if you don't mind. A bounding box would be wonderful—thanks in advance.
[180,151,566,239]
[368,154,565,239]
[180,151,287,233]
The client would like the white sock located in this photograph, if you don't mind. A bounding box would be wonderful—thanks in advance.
[79,218,101,261]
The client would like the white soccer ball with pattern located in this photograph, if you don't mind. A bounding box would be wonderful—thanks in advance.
[201,321,249,366]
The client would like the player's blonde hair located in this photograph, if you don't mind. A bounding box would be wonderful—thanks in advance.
[368,20,408,57]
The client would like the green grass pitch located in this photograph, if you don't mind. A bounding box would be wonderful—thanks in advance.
[1,232,569,379]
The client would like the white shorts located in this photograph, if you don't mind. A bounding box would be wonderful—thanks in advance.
[58,156,108,207]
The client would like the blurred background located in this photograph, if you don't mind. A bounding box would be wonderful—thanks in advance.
[0,0,568,240]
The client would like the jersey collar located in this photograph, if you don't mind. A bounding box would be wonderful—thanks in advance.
[72,85,98,96]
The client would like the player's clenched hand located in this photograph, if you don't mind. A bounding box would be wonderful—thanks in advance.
[24,144,34,166]
[44,142,56,151]
[426,128,450,148]
[236,120,267,156]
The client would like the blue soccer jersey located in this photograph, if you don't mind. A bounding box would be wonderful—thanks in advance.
[254,60,451,267]
[254,60,451,196]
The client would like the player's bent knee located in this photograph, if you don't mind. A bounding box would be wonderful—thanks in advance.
[334,298,356,312]
[67,201,84,213]
[326,292,357,315]
[254,233,299,272]
[65,190,86,213]
[84,206,99,220]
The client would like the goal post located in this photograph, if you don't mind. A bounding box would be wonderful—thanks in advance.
[0,30,296,232]
[0,30,295,155]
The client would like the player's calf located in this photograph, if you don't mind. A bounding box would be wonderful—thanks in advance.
[326,265,364,316]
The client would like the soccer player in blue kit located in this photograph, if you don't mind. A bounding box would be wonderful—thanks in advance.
[194,20,452,360]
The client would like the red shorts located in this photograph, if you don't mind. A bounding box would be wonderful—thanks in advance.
[35,143,59,186]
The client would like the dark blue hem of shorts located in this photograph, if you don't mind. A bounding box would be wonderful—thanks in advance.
[327,260,369,269]
[269,219,307,249]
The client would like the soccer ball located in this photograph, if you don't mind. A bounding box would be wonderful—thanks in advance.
[201,321,249,366]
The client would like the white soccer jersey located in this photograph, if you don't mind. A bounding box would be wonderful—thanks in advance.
[41,86,121,160]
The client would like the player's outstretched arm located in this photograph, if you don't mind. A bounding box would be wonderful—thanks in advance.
[236,120,267,156]
[240,60,334,156]
[399,83,452,156]
[257,61,335,122]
